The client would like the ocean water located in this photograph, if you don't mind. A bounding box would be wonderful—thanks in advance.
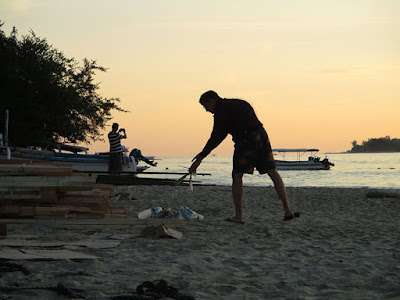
[146,153,400,189]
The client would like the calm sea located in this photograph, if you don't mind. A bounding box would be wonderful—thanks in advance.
[148,153,400,189]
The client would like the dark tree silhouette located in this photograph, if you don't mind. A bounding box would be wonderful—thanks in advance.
[349,136,400,152]
[0,22,126,148]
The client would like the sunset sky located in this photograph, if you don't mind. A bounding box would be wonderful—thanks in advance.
[2,0,399,157]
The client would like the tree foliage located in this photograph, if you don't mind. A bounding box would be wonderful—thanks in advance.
[0,22,125,148]
[349,136,400,152]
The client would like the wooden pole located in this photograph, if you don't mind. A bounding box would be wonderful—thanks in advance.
[0,224,7,238]
[4,109,9,147]
[5,109,10,159]
[75,170,212,176]
[139,171,211,176]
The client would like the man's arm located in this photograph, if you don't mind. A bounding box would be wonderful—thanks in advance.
[199,130,227,158]
[189,116,227,174]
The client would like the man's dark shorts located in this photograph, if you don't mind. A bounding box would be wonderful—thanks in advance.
[109,152,122,174]
[233,128,276,174]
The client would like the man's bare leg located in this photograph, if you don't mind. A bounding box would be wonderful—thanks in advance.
[231,172,245,224]
[267,169,294,217]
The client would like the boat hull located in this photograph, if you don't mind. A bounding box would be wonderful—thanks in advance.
[275,160,331,170]
[0,147,150,174]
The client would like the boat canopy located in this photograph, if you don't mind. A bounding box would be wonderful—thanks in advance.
[46,143,89,154]
[273,148,319,153]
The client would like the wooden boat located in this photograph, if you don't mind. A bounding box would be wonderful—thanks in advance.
[0,143,157,174]
[273,148,334,170]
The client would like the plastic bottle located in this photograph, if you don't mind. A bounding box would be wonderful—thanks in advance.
[138,206,162,219]
[178,206,204,220]
[190,210,204,220]
[179,206,192,219]
[150,207,164,219]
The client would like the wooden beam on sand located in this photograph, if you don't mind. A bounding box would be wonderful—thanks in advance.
[75,170,211,176]
[0,218,185,237]
[0,163,140,237]
[0,163,74,175]
[366,190,400,199]
[0,158,68,166]
[96,175,210,186]
[0,249,100,260]
[0,218,184,226]
[0,176,95,187]
[140,171,211,176]
[0,224,6,238]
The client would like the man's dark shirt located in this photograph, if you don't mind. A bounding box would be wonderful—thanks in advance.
[199,98,263,158]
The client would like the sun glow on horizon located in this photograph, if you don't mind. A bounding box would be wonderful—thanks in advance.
[2,0,399,157]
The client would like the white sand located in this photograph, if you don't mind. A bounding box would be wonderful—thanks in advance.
[1,185,399,299]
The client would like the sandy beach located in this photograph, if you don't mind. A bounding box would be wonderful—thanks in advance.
[1,185,399,299]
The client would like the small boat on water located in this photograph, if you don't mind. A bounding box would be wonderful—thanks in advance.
[0,143,157,174]
[273,148,334,170]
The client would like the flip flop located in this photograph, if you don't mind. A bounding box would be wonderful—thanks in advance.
[283,212,300,221]
[225,217,245,225]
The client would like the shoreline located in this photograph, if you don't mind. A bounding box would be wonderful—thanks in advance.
[1,185,399,299]
[341,151,400,154]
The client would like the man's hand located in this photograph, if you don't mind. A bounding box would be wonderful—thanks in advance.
[189,153,203,175]
[119,128,127,138]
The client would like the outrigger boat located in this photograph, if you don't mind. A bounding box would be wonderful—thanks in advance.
[0,143,157,174]
[273,148,334,170]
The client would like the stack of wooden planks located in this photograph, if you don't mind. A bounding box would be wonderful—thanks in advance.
[0,159,127,219]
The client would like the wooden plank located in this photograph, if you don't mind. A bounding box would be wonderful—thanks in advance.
[0,239,121,249]
[0,249,99,260]
[0,188,41,193]
[62,205,110,214]
[57,197,110,204]
[35,207,68,213]
[65,213,107,219]
[0,194,41,200]
[0,189,41,205]
[34,207,68,219]
[0,164,73,175]
[2,205,114,218]
[92,183,114,193]
[141,171,211,176]
[0,186,95,192]
[40,188,58,203]
[103,213,128,219]
[34,214,67,219]
[0,158,66,165]
[109,206,127,214]
[0,205,20,215]
[61,190,111,199]
[366,190,400,199]
[0,224,7,238]
[0,218,185,226]
[96,175,206,186]
[0,176,95,187]
[19,206,35,217]
[0,199,40,207]
[96,175,179,186]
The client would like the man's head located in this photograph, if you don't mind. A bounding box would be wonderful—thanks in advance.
[199,90,221,114]
[112,123,119,131]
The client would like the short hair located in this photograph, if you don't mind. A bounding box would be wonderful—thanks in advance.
[112,123,119,130]
[199,90,221,105]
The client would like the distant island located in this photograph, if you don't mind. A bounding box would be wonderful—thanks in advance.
[348,136,400,153]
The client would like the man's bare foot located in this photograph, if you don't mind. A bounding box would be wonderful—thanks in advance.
[283,212,300,221]
[225,217,245,225]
